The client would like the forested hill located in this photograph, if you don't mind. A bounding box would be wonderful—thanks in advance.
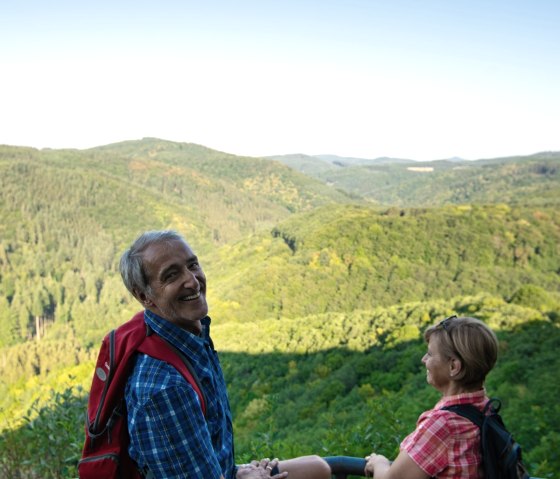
[206,203,560,322]
[0,138,355,251]
[266,151,560,206]
[0,138,355,343]
[0,139,559,478]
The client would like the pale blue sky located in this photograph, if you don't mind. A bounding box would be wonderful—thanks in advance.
[1,0,559,160]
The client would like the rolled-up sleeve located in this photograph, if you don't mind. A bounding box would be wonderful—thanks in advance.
[401,411,451,476]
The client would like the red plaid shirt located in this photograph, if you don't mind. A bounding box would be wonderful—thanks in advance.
[401,389,487,478]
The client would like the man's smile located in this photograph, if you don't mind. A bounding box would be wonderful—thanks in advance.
[179,291,201,301]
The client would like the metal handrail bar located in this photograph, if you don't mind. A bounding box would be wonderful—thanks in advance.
[323,456,366,478]
[322,456,543,479]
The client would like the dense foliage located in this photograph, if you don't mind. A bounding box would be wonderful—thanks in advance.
[1,298,558,478]
[218,298,560,477]
[207,202,560,322]
[0,140,558,478]
[0,139,353,348]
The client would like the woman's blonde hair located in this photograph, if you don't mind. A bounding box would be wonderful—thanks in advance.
[424,316,498,388]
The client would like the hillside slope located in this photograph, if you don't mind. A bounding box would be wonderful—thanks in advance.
[0,139,356,345]
[207,203,560,322]
[0,139,355,249]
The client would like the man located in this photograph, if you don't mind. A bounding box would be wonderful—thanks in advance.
[119,230,331,479]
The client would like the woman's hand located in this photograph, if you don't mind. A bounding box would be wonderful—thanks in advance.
[364,450,430,479]
[364,453,391,477]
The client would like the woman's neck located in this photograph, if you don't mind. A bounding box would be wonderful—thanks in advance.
[442,381,483,397]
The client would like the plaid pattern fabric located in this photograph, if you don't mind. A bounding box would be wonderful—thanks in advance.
[401,390,487,478]
[125,311,235,479]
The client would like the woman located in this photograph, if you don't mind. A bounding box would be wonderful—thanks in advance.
[365,315,499,478]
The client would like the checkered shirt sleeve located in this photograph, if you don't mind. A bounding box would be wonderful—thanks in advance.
[401,406,482,478]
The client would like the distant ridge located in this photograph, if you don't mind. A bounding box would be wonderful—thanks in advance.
[2,138,559,208]
[266,153,415,171]
[266,150,560,206]
[314,154,415,166]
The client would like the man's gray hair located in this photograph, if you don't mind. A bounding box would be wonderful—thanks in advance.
[119,230,186,296]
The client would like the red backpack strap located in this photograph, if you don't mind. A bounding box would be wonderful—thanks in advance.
[80,312,149,478]
[79,312,207,479]
[137,333,207,417]
[85,311,148,437]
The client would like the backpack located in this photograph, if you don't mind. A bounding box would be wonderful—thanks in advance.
[78,311,207,479]
[443,398,530,479]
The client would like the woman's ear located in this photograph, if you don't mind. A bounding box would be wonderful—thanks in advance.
[449,357,462,378]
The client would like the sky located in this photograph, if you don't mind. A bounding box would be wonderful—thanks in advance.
[1,0,559,161]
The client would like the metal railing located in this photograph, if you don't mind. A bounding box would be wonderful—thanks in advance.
[322,456,543,479]
[323,456,366,478]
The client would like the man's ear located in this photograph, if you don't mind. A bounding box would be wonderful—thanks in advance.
[134,289,153,307]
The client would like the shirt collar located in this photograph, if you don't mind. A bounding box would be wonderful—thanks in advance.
[143,309,212,355]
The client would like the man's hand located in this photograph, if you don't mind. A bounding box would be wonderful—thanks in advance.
[237,458,288,479]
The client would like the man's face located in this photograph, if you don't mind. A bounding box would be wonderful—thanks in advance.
[137,239,208,334]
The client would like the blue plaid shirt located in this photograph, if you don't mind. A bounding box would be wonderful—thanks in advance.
[125,310,236,479]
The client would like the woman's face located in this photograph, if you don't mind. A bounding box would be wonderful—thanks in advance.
[422,334,452,392]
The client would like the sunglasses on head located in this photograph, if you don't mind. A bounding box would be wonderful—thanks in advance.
[438,314,458,331]
[436,315,463,360]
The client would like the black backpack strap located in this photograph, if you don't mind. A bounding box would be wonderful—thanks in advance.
[441,403,485,428]
[441,398,502,427]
